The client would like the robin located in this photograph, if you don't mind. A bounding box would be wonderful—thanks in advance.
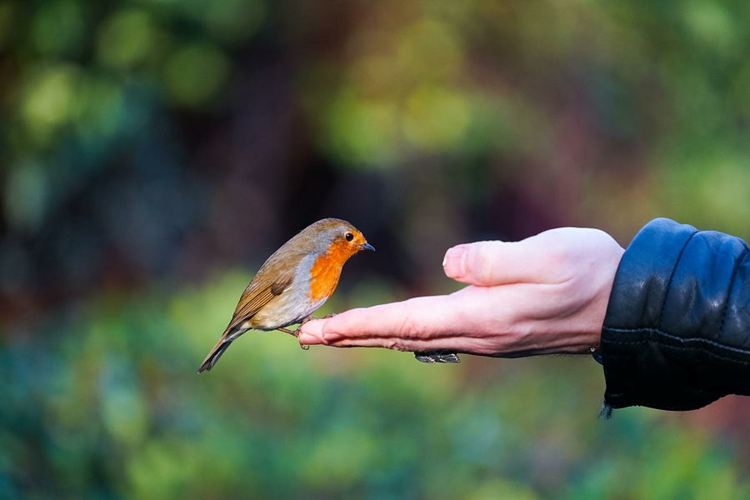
[198,218,374,373]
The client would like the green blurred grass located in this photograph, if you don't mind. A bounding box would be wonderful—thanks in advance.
[1,273,747,499]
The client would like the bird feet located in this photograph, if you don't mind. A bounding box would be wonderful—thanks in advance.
[277,314,337,351]
[275,325,311,350]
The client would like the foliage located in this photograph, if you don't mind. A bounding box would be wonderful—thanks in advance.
[2,0,750,498]
[1,275,748,499]
[3,0,750,297]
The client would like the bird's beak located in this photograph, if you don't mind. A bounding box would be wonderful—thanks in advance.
[360,242,375,252]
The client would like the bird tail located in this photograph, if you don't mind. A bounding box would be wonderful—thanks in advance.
[197,326,246,373]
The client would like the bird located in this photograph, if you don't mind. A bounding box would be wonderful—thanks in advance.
[198,218,374,373]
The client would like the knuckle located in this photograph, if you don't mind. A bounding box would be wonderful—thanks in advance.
[543,239,568,264]
[385,339,408,352]
[471,243,497,284]
[540,240,577,282]
[321,330,340,345]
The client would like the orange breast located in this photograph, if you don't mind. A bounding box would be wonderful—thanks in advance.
[308,241,353,303]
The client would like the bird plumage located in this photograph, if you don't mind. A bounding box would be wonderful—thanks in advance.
[198,218,373,373]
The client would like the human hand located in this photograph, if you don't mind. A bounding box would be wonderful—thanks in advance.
[297,228,625,358]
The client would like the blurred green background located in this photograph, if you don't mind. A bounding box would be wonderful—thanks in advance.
[2,0,750,498]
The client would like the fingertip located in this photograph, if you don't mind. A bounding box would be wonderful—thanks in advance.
[322,330,344,344]
[300,314,348,345]
[446,241,511,285]
[299,318,323,335]
[297,332,319,345]
[443,245,468,279]
[298,319,324,345]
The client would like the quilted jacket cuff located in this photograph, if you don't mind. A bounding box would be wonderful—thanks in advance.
[599,218,750,413]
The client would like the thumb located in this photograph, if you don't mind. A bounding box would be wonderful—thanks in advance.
[442,239,548,286]
[443,241,505,285]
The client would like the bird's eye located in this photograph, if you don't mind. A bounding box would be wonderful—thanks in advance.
[345,232,354,242]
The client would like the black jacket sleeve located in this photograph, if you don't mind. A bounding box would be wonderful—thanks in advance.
[600,218,750,413]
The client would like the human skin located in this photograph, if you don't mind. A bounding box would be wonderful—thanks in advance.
[297,228,625,358]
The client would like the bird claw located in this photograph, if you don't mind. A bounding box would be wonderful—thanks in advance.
[279,316,325,351]
[274,325,310,350]
[295,319,311,350]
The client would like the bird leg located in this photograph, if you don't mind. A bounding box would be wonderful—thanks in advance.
[295,316,313,350]
[275,317,314,350]
[277,314,336,351]
[276,327,297,335]
[276,326,309,350]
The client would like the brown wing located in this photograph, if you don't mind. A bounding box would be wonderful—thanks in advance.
[198,272,294,373]
[223,242,308,334]
[226,273,294,332]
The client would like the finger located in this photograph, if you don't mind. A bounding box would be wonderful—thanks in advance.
[297,319,326,345]
[297,282,589,355]
[298,295,471,344]
[309,334,498,356]
[442,234,560,286]
[298,282,553,344]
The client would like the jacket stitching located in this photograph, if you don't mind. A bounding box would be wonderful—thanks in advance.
[658,230,697,328]
[604,326,750,354]
[603,328,750,365]
[604,344,749,366]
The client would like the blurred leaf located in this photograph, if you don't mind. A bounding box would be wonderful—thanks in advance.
[3,161,49,232]
[205,0,266,44]
[31,0,87,57]
[403,84,470,151]
[20,64,80,136]
[0,1,16,49]
[326,88,399,167]
[96,9,157,69]
[397,19,464,82]
[162,42,231,108]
